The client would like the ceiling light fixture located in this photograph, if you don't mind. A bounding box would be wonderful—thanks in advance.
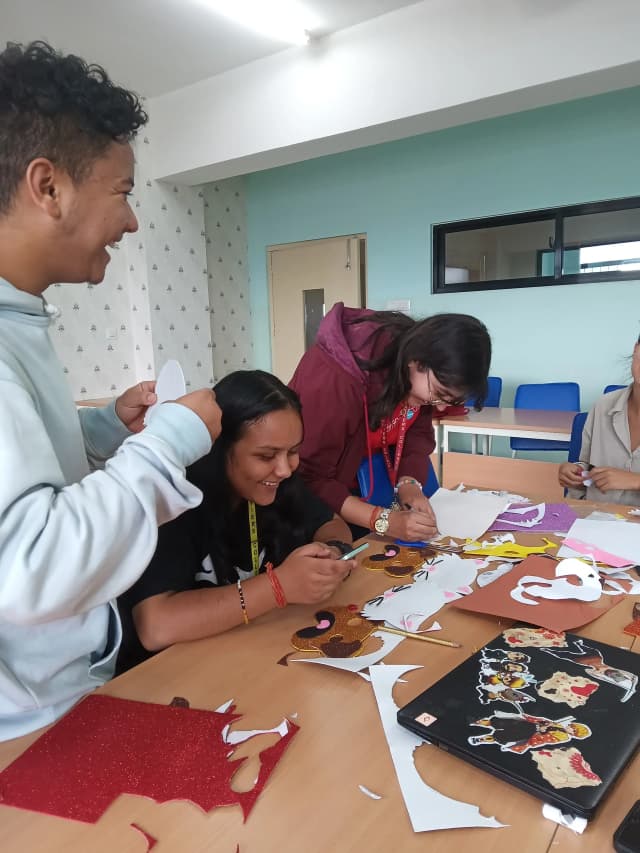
[200,0,318,45]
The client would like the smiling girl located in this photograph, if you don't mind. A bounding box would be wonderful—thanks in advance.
[117,370,355,671]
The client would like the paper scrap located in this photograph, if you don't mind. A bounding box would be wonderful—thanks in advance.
[222,719,290,746]
[542,803,587,834]
[559,519,640,565]
[562,536,635,568]
[477,563,514,587]
[489,503,578,534]
[358,784,382,800]
[362,554,478,630]
[369,665,504,832]
[452,555,622,633]
[144,359,186,425]
[430,488,510,540]
[510,559,602,605]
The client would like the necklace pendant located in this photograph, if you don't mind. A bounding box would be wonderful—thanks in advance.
[406,408,416,419]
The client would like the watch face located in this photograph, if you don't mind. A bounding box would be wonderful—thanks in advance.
[375,516,389,534]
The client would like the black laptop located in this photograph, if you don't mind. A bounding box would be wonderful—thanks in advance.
[397,628,640,819]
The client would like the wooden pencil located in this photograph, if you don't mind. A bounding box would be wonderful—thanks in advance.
[378,625,461,648]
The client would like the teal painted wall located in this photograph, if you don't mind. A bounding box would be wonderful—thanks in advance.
[246,87,640,421]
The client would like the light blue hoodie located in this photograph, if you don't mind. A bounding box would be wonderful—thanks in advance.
[0,278,212,741]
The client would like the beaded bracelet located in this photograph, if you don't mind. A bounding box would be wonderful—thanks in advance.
[236,579,250,625]
[265,562,287,608]
[394,476,422,494]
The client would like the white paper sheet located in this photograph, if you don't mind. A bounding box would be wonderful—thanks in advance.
[144,359,187,425]
[290,630,404,673]
[558,519,640,565]
[361,553,478,630]
[369,665,504,832]
[430,488,511,539]
[222,718,289,745]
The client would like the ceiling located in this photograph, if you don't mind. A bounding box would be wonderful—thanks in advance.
[0,0,419,97]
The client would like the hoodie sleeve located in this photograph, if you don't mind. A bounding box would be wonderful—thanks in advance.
[291,350,365,514]
[78,400,131,469]
[0,379,212,626]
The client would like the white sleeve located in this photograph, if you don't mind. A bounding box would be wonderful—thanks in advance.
[0,382,211,625]
[78,400,130,469]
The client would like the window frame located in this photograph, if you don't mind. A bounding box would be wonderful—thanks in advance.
[432,196,640,295]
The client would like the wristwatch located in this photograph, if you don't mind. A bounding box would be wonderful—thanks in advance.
[374,508,391,535]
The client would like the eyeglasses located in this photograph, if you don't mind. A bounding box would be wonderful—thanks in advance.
[426,372,466,407]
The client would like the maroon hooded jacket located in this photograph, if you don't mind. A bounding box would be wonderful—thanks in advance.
[289,303,435,514]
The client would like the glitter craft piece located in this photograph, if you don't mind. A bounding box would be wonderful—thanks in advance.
[0,694,298,824]
[489,503,578,534]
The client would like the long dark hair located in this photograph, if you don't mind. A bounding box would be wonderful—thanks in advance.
[187,370,309,585]
[350,311,491,428]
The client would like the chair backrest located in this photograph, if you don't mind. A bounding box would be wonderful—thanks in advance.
[603,384,626,394]
[357,451,439,506]
[467,375,502,408]
[514,381,580,412]
[568,411,588,463]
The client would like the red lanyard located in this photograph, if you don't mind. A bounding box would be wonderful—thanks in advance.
[380,404,409,488]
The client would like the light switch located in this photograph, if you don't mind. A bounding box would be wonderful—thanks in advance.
[385,299,411,313]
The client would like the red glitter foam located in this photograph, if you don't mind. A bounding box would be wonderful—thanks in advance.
[0,694,298,824]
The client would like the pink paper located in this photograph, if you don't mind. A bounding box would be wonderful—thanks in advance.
[563,538,635,568]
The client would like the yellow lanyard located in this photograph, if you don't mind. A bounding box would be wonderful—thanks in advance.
[248,500,260,576]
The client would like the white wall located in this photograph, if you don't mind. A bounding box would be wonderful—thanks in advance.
[149,0,640,184]
[47,134,215,399]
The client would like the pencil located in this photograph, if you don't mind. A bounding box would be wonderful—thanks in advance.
[377,625,461,648]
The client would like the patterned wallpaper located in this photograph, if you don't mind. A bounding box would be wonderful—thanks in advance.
[202,178,253,376]
[46,134,215,400]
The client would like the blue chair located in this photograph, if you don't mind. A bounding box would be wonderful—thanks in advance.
[357,451,439,507]
[510,382,580,455]
[604,384,626,394]
[466,375,502,409]
[568,412,588,463]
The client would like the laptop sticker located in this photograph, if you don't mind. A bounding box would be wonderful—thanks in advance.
[502,627,568,648]
[541,638,638,703]
[468,711,592,754]
[531,747,602,789]
[536,671,600,708]
[476,648,537,706]
[415,712,438,727]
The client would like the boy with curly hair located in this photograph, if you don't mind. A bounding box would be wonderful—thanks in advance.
[0,41,221,740]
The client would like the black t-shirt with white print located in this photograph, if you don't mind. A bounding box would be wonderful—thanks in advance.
[117,474,334,673]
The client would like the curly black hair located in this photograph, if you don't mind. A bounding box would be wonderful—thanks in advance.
[0,41,148,214]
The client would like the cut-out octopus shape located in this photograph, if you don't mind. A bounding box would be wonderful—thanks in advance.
[362,544,433,578]
[290,605,375,658]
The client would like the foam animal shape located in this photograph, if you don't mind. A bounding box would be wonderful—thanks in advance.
[361,553,477,630]
[362,544,429,578]
[464,537,558,560]
[291,606,375,657]
[510,558,601,606]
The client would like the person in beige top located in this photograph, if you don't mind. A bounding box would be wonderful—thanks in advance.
[559,338,640,505]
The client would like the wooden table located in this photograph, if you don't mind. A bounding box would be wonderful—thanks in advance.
[440,407,577,455]
[1,500,638,853]
[437,408,577,499]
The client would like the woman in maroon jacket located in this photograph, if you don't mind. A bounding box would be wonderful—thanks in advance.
[289,304,491,542]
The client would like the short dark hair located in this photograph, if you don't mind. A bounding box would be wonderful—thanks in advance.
[0,41,148,214]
